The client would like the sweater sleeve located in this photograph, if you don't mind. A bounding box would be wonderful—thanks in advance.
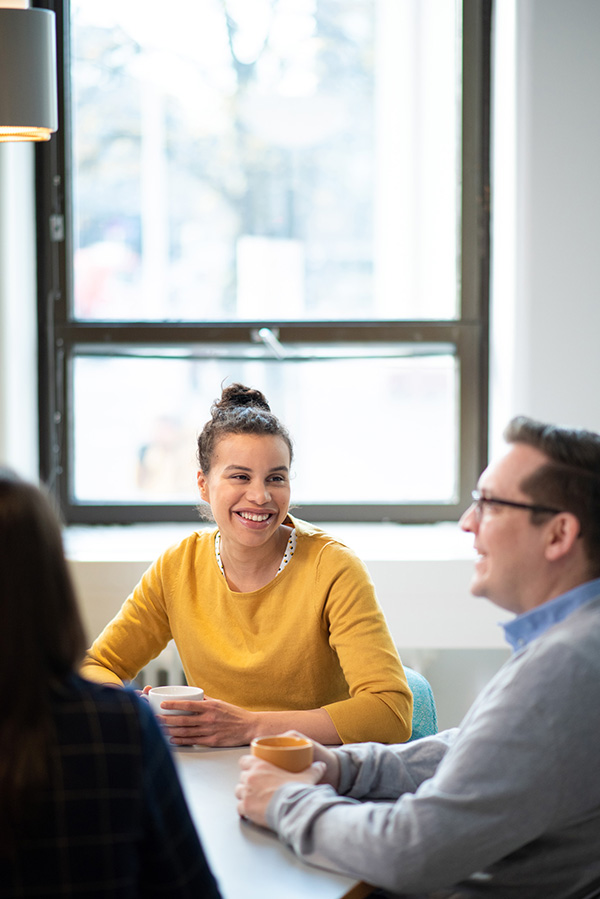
[80,552,173,686]
[335,730,458,797]
[316,542,412,743]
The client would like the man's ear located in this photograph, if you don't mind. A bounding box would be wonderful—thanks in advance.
[197,470,209,502]
[545,512,581,561]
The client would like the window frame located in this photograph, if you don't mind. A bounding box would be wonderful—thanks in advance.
[35,0,491,525]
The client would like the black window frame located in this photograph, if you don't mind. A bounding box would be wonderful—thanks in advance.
[35,0,491,525]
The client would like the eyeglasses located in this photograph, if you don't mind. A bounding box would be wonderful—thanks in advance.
[470,490,563,520]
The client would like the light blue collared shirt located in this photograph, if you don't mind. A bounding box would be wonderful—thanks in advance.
[502,576,600,652]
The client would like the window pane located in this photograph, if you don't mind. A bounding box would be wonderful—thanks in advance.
[71,0,460,322]
[72,351,458,505]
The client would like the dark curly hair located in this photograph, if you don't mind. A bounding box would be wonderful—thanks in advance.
[197,383,293,474]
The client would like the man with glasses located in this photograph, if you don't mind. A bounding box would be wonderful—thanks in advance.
[236,415,600,898]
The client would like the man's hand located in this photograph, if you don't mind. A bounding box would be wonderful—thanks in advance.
[235,731,341,827]
[309,736,342,789]
[235,754,327,828]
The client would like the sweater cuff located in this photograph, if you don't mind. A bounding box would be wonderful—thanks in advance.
[266,782,341,834]
[336,749,361,795]
[324,691,410,744]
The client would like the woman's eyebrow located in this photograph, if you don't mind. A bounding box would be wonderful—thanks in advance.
[222,464,289,473]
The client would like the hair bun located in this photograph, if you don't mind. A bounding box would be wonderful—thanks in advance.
[213,383,271,415]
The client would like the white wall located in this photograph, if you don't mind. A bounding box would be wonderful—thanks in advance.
[491,0,600,449]
[2,0,600,728]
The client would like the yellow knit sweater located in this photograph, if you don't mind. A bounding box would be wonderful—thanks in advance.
[81,517,412,743]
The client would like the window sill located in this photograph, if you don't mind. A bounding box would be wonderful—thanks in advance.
[65,521,510,652]
[64,520,473,563]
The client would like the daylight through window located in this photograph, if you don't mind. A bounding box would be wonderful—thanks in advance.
[36,0,491,523]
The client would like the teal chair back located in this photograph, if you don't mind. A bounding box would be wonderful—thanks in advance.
[405,666,438,741]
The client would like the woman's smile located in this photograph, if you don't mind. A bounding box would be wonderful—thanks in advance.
[235,510,276,525]
[235,511,272,521]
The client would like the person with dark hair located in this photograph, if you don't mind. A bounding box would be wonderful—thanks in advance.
[235,415,600,899]
[0,469,222,898]
[81,383,412,747]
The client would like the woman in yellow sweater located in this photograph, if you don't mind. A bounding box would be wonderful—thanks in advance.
[81,384,412,746]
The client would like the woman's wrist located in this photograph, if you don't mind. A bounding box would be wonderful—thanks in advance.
[244,708,341,746]
[248,710,279,742]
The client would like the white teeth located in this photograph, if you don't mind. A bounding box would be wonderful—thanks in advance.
[239,512,270,521]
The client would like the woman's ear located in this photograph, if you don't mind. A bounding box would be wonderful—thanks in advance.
[197,470,209,502]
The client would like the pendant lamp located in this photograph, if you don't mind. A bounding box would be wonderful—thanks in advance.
[0,0,58,142]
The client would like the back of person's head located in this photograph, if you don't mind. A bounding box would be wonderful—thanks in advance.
[0,470,86,846]
[197,382,294,474]
[0,469,85,684]
[504,416,600,576]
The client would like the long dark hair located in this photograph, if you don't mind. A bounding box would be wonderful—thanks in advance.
[0,470,86,845]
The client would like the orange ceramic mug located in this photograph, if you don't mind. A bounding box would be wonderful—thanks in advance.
[250,734,314,772]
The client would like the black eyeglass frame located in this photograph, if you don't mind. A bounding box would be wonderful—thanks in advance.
[470,490,563,517]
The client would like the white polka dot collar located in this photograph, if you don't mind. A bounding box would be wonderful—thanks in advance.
[214,528,297,579]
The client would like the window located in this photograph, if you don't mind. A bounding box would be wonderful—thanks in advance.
[36,0,491,524]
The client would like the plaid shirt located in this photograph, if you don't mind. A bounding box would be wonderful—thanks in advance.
[0,676,222,898]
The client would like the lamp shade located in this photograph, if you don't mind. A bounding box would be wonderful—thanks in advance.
[0,7,58,142]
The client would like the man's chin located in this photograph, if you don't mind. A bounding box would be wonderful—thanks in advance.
[469,577,488,599]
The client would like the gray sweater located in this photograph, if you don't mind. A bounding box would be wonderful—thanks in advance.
[267,596,600,898]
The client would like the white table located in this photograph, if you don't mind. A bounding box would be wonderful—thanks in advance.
[174,746,372,899]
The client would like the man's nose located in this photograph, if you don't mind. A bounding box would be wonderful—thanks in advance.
[459,502,478,533]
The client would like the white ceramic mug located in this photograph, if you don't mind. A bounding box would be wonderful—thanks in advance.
[147,685,204,716]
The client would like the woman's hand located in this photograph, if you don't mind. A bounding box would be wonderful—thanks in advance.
[154,695,256,747]
[151,692,343,747]
[235,754,327,829]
